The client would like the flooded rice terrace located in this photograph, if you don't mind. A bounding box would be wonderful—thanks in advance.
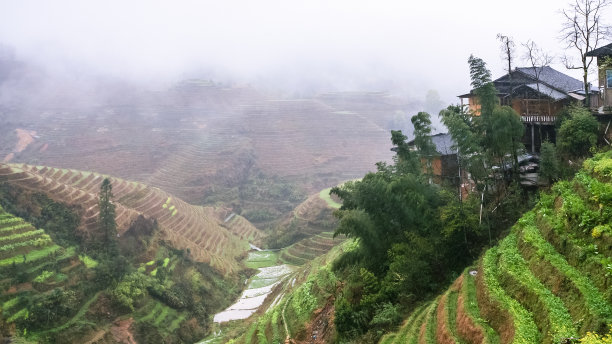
[213,251,293,323]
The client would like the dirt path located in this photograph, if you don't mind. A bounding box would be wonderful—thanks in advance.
[296,296,335,344]
[111,318,137,344]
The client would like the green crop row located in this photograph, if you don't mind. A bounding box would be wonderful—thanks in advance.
[482,246,540,344]
[271,309,281,343]
[243,321,257,344]
[256,315,269,344]
[7,308,29,322]
[0,245,61,266]
[379,334,396,344]
[424,298,439,344]
[498,233,576,342]
[520,222,612,322]
[0,217,21,226]
[390,303,427,343]
[445,290,464,343]
[0,229,46,245]
[0,223,30,234]
[0,235,52,253]
[405,302,430,344]
[462,271,500,344]
[2,297,20,311]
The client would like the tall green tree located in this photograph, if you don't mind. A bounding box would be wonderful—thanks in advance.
[468,55,497,118]
[390,130,421,175]
[443,56,524,187]
[411,112,437,178]
[539,141,559,184]
[487,106,525,177]
[99,178,117,247]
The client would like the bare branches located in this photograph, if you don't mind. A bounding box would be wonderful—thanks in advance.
[522,40,555,96]
[497,34,515,74]
[559,0,611,104]
[522,40,554,70]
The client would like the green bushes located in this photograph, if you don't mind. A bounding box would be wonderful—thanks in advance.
[111,273,150,311]
[582,150,612,179]
[556,105,599,158]
[290,280,318,324]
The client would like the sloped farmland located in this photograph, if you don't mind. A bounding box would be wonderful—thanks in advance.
[0,163,262,274]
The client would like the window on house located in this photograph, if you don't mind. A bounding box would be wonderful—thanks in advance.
[607,70,612,88]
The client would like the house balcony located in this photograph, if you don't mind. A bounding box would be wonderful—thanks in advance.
[520,114,557,124]
[591,92,612,114]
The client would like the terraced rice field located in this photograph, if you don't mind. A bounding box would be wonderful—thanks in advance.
[279,232,340,266]
[0,163,261,274]
[382,153,612,343]
[0,206,83,326]
[0,208,60,269]
[135,300,187,334]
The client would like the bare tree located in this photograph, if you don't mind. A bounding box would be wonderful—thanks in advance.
[522,40,555,96]
[560,0,611,107]
[497,34,516,75]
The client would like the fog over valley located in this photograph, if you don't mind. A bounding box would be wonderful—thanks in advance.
[0,1,611,343]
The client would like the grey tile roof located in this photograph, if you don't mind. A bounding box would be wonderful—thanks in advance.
[515,66,584,93]
[430,133,456,156]
[407,132,456,156]
[523,83,568,100]
[586,42,612,57]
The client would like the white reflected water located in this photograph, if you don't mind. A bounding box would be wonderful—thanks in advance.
[213,264,292,323]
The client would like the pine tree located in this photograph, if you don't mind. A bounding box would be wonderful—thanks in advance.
[99,178,117,248]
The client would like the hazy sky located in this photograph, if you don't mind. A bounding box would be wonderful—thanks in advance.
[0,0,609,103]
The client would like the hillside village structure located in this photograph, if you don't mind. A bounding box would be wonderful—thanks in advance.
[459,66,597,153]
[586,42,612,111]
